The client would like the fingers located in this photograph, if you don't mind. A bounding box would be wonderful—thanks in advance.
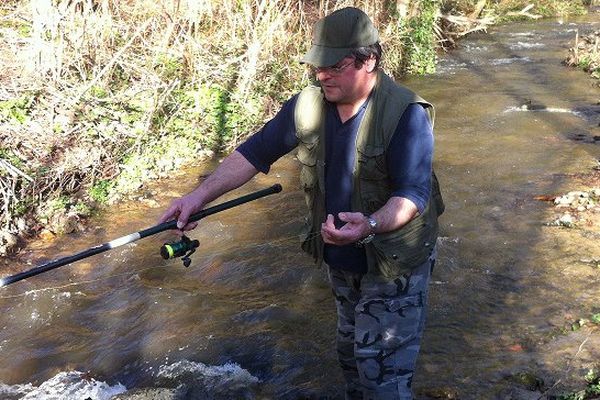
[321,213,363,245]
[158,203,179,224]
[338,212,364,224]
[170,221,198,237]
[158,196,201,232]
[325,214,335,228]
[321,214,335,243]
[177,206,192,230]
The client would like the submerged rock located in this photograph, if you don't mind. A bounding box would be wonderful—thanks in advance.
[419,386,460,399]
[511,371,544,391]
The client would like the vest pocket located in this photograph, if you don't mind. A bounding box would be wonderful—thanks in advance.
[369,211,437,278]
[297,138,318,167]
[297,140,318,207]
[357,146,387,180]
[356,146,389,214]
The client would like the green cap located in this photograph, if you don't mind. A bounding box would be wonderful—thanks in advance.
[301,7,379,67]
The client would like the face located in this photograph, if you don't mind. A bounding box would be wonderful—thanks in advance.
[313,56,376,106]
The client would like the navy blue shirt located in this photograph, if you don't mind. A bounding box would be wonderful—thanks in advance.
[237,94,433,273]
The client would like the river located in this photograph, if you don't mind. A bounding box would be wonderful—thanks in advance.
[1,12,599,400]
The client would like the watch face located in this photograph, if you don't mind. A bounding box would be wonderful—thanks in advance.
[368,217,377,230]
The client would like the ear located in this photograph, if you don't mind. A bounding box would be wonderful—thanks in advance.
[365,56,377,73]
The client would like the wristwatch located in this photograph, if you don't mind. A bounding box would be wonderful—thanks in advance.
[357,215,377,246]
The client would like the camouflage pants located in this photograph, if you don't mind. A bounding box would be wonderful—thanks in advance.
[327,251,435,400]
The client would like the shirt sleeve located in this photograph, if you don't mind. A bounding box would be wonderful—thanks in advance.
[236,95,299,174]
[386,103,434,214]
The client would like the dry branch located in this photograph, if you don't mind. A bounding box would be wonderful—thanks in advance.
[506,4,542,19]
[0,159,33,182]
[73,17,154,106]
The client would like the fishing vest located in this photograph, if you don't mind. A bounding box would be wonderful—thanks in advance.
[294,70,444,280]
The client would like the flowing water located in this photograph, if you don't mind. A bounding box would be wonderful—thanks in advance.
[1,13,600,400]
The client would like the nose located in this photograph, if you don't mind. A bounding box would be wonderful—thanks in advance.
[315,70,332,81]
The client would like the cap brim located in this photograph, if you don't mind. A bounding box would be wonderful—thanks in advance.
[300,45,352,67]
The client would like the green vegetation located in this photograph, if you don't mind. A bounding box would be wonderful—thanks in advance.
[401,0,440,75]
[0,94,35,124]
[493,0,588,21]
[570,312,600,331]
[0,0,593,237]
[89,180,115,204]
[37,196,70,225]
[565,31,600,80]
[559,368,600,400]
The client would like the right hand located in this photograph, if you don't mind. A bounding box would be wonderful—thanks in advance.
[158,191,205,231]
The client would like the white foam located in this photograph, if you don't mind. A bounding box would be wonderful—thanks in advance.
[0,382,34,398]
[504,106,575,114]
[508,41,545,49]
[157,359,259,389]
[6,371,127,400]
[489,56,531,65]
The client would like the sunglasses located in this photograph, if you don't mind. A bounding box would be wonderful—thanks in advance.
[310,59,356,76]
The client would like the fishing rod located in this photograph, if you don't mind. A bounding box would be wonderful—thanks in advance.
[0,184,283,287]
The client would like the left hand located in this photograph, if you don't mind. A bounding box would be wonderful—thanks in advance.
[321,212,372,246]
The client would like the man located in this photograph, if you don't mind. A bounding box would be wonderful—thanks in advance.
[159,7,444,400]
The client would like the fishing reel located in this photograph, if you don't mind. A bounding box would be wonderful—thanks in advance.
[160,235,199,268]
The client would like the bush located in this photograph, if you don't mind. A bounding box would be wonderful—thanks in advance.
[0,0,591,236]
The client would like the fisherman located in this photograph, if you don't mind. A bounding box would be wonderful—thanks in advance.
[159,7,444,399]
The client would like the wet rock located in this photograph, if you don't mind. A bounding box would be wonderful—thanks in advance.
[511,371,544,391]
[112,387,180,399]
[548,212,575,227]
[549,189,600,227]
[62,213,79,234]
[52,213,80,234]
[554,191,590,208]
[501,387,545,400]
[564,131,598,144]
[39,229,56,242]
[420,387,460,399]
[520,103,547,111]
[46,211,81,235]
[0,231,19,255]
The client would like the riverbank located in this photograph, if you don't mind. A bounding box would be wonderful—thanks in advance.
[0,0,595,251]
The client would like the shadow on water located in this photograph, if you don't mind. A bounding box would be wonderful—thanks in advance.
[1,14,600,400]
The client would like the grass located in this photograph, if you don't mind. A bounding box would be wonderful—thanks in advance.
[0,0,593,236]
